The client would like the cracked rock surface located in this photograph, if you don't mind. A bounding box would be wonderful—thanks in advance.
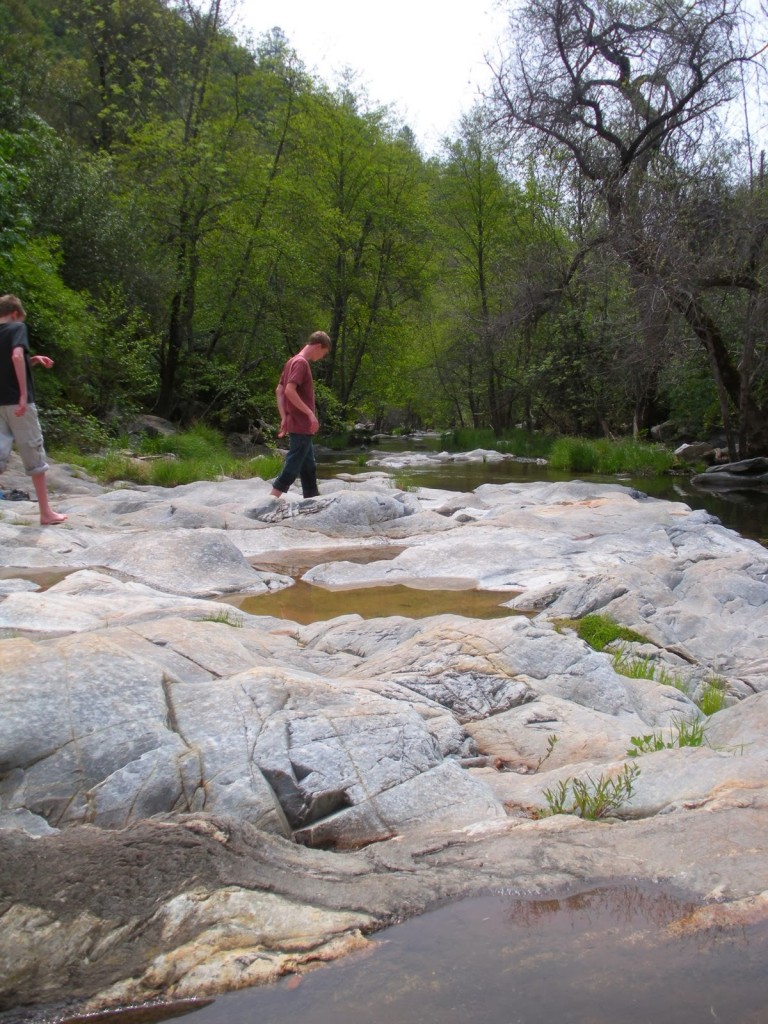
[1,454,767,1017]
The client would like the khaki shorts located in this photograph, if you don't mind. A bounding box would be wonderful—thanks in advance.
[0,404,49,476]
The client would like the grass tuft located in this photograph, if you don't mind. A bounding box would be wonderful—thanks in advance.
[612,645,657,679]
[697,678,728,715]
[200,609,244,627]
[627,716,706,757]
[541,763,640,820]
[566,614,649,652]
[53,426,285,488]
[391,471,419,492]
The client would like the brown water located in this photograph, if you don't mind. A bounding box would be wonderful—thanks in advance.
[0,567,72,588]
[225,541,520,622]
[228,455,768,623]
[229,581,519,624]
[135,883,768,1024]
[250,543,406,578]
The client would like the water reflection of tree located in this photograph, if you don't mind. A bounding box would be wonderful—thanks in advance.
[502,884,699,932]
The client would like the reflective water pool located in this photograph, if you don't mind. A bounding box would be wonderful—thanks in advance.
[230,581,520,623]
[320,452,768,543]
[149,883,768,1024]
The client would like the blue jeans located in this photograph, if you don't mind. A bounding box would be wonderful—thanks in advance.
[272,433,319,498]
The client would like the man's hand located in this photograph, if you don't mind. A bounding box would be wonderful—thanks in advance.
[30,355,54,369]
[14,400,27,418]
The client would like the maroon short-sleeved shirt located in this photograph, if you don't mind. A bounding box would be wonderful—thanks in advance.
[280,355,317,434]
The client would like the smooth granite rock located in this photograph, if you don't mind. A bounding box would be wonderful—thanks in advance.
[1,454,767,1019]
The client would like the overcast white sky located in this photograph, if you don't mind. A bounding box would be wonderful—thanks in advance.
[234,0,510,152]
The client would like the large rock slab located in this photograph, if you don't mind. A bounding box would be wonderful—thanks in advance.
[464,692,641,770]
[84,531,282,597]
[0,605,505,842]
[300,482,768,692]
[0,570,282,634]
[692,456,768,490]
[3,462,768,1018]
[342,614,700,725]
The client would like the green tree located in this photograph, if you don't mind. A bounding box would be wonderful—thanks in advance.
[432,110,540,432]
[290,83,431,412]
[40,0,187,151]
[113,2,305,415]
[490,0,768,453]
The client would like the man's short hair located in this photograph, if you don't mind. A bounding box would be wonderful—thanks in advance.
[0,295,26,317]
[308,330,332,351]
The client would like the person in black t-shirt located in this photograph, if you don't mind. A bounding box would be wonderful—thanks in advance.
[0,294,67,524]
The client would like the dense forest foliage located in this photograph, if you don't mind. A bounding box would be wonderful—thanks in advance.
[1,0,767,455]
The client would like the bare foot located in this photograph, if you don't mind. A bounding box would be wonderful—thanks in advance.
[40,512,68,525]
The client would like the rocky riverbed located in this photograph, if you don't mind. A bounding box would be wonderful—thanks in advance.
[1,452,767,1019]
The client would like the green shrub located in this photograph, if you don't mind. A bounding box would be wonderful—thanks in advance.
[441,427,553,459]
[313,381,346,436]
[541,763,640,820]
[39,404,111,452]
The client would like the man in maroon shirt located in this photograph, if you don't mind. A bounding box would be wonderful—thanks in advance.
[270,331,331,499]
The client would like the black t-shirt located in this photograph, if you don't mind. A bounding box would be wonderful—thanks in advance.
[0,321,35,405]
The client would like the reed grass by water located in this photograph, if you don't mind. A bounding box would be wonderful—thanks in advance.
[440,426,553,459]
[57,421,676,488]
[438,429,677,476]
[549,436,676,475]
[54,425,283,486]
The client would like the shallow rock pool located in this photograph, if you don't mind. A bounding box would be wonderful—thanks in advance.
[137,883,768,1024]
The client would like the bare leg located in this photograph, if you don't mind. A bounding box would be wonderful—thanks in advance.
[31,471,67,525]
